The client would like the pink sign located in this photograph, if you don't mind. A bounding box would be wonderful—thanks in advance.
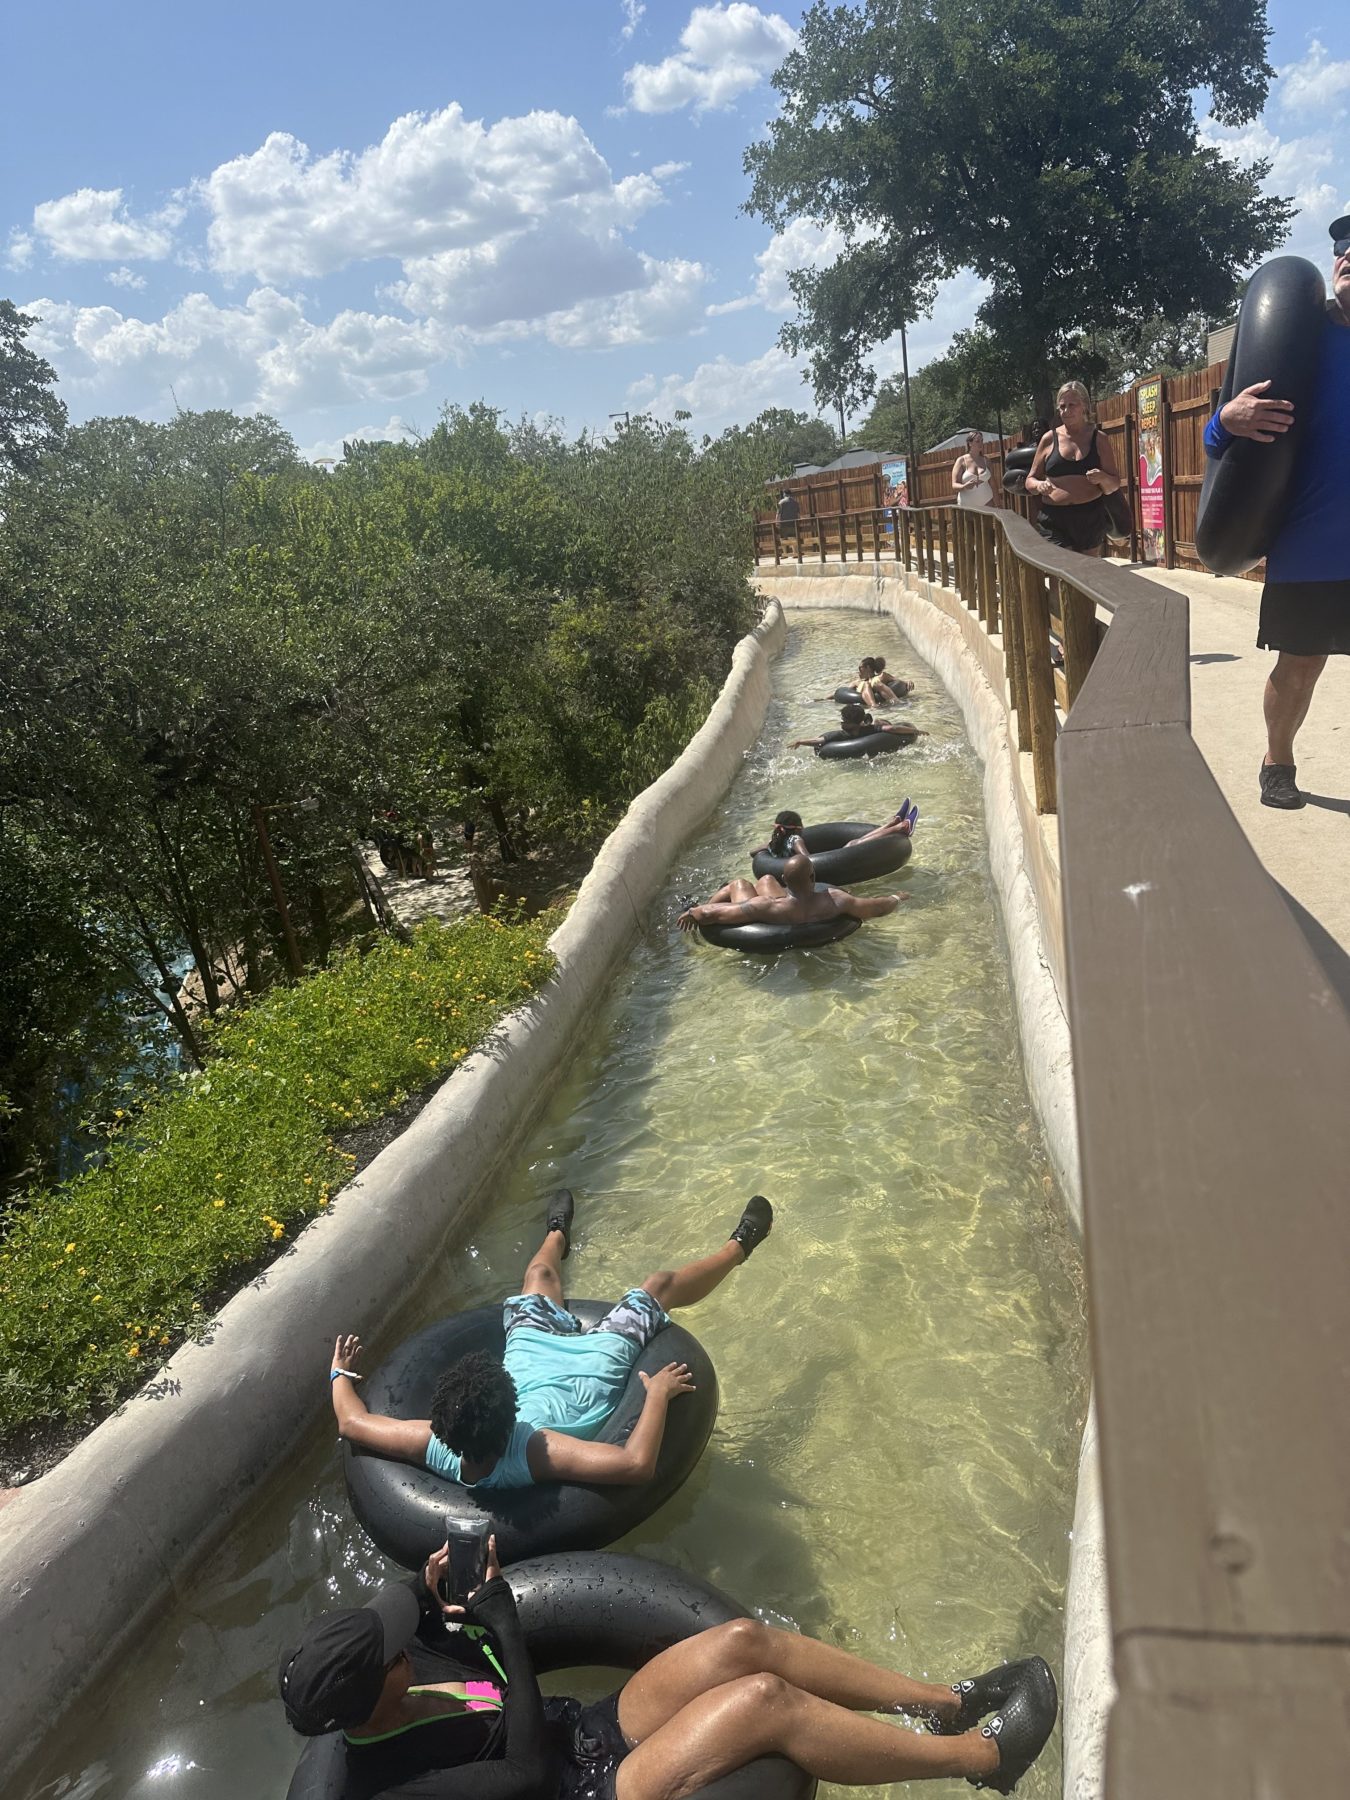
[1136,378,1164,563]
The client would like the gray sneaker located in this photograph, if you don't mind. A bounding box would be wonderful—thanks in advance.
[1259,762,1305,809]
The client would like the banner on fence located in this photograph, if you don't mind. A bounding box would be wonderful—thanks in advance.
[1136,378,1165,564]
[881,457,908,514]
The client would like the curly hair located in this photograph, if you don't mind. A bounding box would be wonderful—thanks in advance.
[430,1351,519,1459]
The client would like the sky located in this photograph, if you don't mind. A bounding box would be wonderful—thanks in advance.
[2,1,1348,461]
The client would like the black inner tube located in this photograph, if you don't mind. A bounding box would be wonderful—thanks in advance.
[286,1553,816,1800]
[817,731,910,760]
[751,822,911,886]
[1195,255,1326,576]
[344,1303,718,1568]
[697,882,863,955]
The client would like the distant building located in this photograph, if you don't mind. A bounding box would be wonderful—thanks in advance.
[1207,321,1237,365]
[924,428,999,454]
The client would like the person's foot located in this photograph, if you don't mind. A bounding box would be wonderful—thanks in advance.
[964,1659,1058,1794]
[1259,760,1305,809]
[729,1194,773,1258]
[886,797,913,828]
[932,1657,1049,1734]
[544,1188,575,1259]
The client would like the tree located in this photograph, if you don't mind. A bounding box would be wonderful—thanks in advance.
[0,300,67,473]
[744,0,1293,414]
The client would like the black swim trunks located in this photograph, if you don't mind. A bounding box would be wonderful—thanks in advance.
[1257,579,1350,656]
[1034,498,1108,554]
[546,1694,630,1800]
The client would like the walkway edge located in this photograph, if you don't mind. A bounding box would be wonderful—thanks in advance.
[755,568,1110,1800]
[0,602,788,1789]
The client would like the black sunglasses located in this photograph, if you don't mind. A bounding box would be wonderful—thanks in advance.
[1335,237,1350,259]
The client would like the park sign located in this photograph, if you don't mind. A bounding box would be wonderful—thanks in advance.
[1136,378,1165,565]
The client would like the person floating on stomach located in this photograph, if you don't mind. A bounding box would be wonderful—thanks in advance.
[329,1189,773,1489]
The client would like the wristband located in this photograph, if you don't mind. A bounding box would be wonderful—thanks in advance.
[330,1368,363,1382]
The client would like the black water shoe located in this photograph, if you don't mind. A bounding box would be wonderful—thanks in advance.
[933,1657,1049,1734]
[730,1194,773,1257]
[545,1188,575,1259]
[967,1658,1058,1794]
[1259,761,1305,809]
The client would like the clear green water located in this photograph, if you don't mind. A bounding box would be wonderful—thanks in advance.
[19,611,1087,1800]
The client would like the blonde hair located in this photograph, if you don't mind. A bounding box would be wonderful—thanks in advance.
[1056,380,1093,419]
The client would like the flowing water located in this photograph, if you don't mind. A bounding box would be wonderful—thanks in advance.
[20,610,1088,1800]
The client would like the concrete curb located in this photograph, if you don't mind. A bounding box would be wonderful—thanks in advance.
[0,602,787,1787]
[754,566,1111,1800]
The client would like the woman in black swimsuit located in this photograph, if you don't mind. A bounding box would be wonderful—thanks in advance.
[1025,381,1122,556]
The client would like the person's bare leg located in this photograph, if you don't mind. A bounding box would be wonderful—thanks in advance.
[1264,652,1327,765]
[724,878,758,902]
[614,1675,998,1800]
[519,1228,566,1303]
[617,1618,958,1743]
[753,874,788,898]
[642,1241,744,1311]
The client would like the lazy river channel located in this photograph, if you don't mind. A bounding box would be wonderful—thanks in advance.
[21,610,1088,1800]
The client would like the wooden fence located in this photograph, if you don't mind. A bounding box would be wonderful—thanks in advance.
[760,501,1350,1795]
[756,358,1253,578]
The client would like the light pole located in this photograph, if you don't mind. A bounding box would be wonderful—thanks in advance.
[251,796,319,980]
[608,411,630,431]
[900,321,918,499]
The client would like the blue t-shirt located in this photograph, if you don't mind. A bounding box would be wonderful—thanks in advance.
[425,1419,536,1489]
[422,1325,641,1489]
[1204,311,1350,581]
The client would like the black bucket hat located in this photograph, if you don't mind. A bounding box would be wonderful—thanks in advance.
[278,1582,421,1736]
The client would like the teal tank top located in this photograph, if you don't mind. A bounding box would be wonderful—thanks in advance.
[424,1418,536,1488]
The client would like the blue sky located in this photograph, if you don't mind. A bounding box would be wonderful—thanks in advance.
[3,1,1347,458]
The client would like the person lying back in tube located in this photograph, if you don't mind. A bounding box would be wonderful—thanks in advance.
[868,655,914,701]
[792,702,927,752]
[677,850,908,935]
[278,1538,1060,1799]
[751,804,920,861]
[328,1189,773,1490]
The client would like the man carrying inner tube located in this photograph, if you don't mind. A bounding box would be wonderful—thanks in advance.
[791,701,926,752]
[1203,212,1350,808]
[278,1539,1060,1797]
[677,848,908,935]
[328,1189,772,1489]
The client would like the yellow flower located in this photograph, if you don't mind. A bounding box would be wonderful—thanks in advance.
[213,1198,226,1209]
[92,1294,103,1303]
[114,1108,125,1119]
[65,1242,76,1254]
[128,1344,140,1358]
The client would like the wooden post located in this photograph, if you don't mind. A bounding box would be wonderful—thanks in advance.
[981,519,999,633]
[1059,579,1101,710]
[793,522,802,565]
[772,521,781,565]
[938,508,951,587]
[1122,412,1139,563]
[1001,535,1028,727]
[1017,564,1058,812]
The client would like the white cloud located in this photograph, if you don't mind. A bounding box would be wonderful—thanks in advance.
[20,288,457,419]
[651,160,690,181]
[32,187,175,261]
[1201,111,1347,258]
[541,255,708,349]
[1277,39,1350,117]
[107,266,146,291]
[627,342,809,429]
[619,0,645,39]
[202,107,665,283]
[299,415,418,464]
[624,4,795,114]
[4,230,34,271]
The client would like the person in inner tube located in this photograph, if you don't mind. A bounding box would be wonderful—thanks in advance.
[751,804,920,864]
[868,655,914,702]
[278,1537,1060,1797]
[791,701,926,751]
[1202,213,1350,810]
[328,1188,773,1490]
[677,849,908,934]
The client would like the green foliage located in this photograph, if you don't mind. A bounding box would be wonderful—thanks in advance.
[0,916,555,1444]
[0,300,66,473]
[744,0,1293,412]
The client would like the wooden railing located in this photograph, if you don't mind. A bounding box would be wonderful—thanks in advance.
[757,499,1350,1797]
[756,499,1114,814]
